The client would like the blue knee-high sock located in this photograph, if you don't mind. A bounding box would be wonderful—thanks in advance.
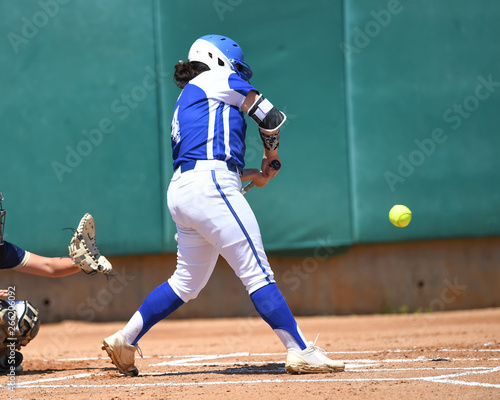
[133,281,184,345]
[250,283,307,350]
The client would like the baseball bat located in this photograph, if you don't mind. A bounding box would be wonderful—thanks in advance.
[240,159,281,195]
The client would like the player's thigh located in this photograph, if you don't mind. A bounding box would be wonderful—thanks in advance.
[169,227,220,302]
[219,236,274,294]
[215,191,275,293]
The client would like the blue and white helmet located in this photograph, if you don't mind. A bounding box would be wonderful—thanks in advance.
[187,34,253,81]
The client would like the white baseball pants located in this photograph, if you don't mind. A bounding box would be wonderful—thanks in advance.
[167,160,275,302]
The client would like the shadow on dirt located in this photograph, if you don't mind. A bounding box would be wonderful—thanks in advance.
[141,362,287,377]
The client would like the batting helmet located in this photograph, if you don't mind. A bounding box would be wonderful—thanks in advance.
[187,34,253,81]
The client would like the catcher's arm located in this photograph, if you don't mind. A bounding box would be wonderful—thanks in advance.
[68,213,114,276]
[15,254,79,277]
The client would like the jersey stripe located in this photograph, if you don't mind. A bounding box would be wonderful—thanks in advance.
[206,99,217,159]
[171,69,257,170]
[222,105,231,161]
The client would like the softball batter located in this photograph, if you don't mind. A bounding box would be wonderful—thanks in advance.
[103,34,345,375]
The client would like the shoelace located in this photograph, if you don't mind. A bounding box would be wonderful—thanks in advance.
[310,334,327,356]
[313,333,320,345]
[135,343,144,358]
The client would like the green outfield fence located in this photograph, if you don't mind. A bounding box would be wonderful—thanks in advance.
[1,0,499,256]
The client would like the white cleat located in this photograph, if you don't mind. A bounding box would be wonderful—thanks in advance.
[285,342,345,374]
[102,330,140,376]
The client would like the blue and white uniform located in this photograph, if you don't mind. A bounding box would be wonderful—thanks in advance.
[167,68,275,301]
[171,68,255,172]
[119,35,308,355]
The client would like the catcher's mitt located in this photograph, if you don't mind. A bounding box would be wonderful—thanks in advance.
[68,213,113,275]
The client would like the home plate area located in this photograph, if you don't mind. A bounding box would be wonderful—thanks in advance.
[2,310,500,399]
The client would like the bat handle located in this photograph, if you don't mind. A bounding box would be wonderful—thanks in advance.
[269,159,281,171]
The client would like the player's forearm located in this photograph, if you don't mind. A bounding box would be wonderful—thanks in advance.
[44,258,80,277]
[263,147,278,160]
[19,254,80,277]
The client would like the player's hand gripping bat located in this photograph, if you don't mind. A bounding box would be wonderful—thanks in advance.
[240,159,282,195]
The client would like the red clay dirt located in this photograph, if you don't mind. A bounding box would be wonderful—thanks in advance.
[2,308,499,399]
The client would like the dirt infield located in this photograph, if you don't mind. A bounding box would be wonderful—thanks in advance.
[2,308,499,399]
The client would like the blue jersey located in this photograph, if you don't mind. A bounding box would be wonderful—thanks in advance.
[171,68,257,171]
[0,241,26,270]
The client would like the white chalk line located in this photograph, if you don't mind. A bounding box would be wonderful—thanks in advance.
[6,362,500,390]
[4,350,499,391]
[1,378,422,390]
[148,357,499,367]
[142,365,498,374]
[426,379,500,389]
[50,347,500,362]
[8,368,500,390]
[422,365,500,388]
[15,373,99,386]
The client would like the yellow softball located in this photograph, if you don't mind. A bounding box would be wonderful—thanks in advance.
[389,205,412,227]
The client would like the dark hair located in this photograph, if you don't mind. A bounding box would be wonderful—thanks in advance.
[174,61,210,89]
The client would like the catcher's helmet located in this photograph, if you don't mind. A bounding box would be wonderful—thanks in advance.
[187,34,253,81]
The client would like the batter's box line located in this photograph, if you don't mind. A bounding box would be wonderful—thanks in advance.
[150,356,499,368]
[5,366,500,390]
[1,372,102,388]
[140,365,494,378]
[422,365,500,389]
[9,371,500,390]
[48,348,500,363]
[352,367,496,372]
[6,360,495,389]
[0,377,451,390]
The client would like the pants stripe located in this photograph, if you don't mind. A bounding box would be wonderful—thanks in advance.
[211,171,271,283]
